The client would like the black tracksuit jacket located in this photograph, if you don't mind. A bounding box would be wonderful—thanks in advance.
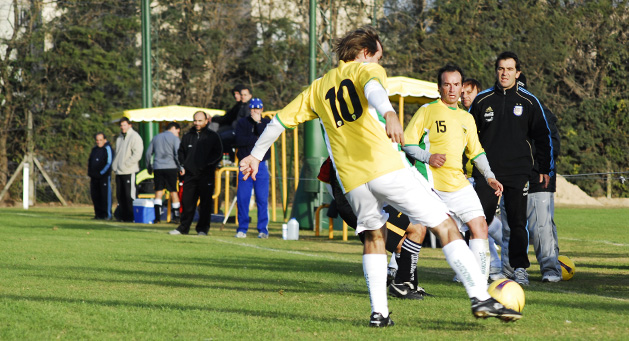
[469,83,555,179]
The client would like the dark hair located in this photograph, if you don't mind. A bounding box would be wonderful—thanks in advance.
[437,63,465,87]
[334,26,383,62]
[119,117,131,125]
[232,84,244,93]
[240,85,251,94]
[166,122,180,130]
[94,132,106,140]
[495,51,521,71]
[193,111,208,120]
[463,78,482,92]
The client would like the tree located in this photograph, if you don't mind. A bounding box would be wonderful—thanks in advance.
[0,0,43,200]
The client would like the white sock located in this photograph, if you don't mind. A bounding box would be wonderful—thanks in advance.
[154,199,162,206]
[469,238,490,281]
[388,252,398,270]
[443,239,490,301]
[363,254,388,317]
[172,202,180,209]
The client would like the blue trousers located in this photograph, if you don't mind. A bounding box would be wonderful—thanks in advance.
[237,161,269,234]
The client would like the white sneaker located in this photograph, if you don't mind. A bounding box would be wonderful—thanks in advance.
[542,274,561,283]
[257,232,268,239]
[168,230,182,235]
[235,232,247,238]
[514,268,529,286]
[489,267,506,281]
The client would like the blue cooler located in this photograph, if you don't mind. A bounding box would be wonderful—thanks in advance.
[133,199,155,224]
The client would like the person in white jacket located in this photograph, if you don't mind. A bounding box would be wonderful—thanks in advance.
[112,117,144,222]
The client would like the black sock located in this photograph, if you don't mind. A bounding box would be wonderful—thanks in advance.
[154,204,161,222]
[394,238,421,284]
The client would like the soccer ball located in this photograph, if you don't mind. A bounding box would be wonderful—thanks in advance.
[488,279,525,312]
[558,255,575,280]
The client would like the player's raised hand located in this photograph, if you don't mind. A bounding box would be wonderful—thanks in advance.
[383,111,404,146]
[239,155,261,181]
[488,178,504,196]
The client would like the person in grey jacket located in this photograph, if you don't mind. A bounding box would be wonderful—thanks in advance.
[145,122,182,223]
[112,117,144,222]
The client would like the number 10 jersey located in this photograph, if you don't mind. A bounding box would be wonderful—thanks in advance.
[275,60,405,193]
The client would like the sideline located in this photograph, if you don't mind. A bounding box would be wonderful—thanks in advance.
[560,237,628,247]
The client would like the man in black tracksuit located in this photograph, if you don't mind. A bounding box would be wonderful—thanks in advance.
[88,133,114,220]
[169,111,223,236]
[469,52,554,285]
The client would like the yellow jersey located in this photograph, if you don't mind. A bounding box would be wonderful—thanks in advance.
[404,100,485,192]
[275,61,405,193]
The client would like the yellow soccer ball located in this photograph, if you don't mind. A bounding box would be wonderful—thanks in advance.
[488,279,525,312]
[558,255,575,280]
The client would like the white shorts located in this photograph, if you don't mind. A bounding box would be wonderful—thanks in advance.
[345,167,449,234]
[435,184,485,232]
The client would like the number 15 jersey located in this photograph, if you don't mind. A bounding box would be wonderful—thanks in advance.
[404,100,486,192]
[275,60,405,193]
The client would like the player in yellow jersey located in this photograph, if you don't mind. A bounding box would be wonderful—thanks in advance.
[240,28,521,326]
[403,64,504,282]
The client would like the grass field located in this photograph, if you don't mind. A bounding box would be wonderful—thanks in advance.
[0,206,627,340]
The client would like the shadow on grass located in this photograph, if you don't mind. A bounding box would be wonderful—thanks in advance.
[0,293,492,330]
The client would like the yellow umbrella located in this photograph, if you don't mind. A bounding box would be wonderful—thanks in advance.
[122,105,226,122]
[388,76,440,125]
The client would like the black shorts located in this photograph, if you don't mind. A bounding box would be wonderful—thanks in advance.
[153,169,178,192]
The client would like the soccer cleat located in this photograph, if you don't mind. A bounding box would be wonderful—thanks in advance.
[369,312,394,327]
[257,232,268,239]
[513,268,529,286]
[542,274,561,283]
[235,232,247,238]
[415,286,435,298]
[168,229,182,235]
[471,297,522,322]
[386,267,397,287]
[389,282,424,300]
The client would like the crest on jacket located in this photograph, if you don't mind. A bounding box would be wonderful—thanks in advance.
[513,105,523,117]
[484,106,494,122]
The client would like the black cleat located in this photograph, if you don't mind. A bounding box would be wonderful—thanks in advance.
[415,286,435,298]
[369,312,394,327]
[471,297,522,322]
[389,282,425,300]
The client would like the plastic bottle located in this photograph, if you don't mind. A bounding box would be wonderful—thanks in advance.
[287,218,299,240]
[282,223,288,240]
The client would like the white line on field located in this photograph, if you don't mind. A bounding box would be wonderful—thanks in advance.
[561,237,628,247]
[213,238,362,263]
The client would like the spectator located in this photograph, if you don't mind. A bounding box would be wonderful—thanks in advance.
[112,117,144,222]
[88,133,113,220]
[145,122,182,224]
[234,98,271,239]
[469,52,554,285]
[214,85,244,157]
[169,111,223,236]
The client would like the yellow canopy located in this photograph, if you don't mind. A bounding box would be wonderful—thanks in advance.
[122,105,226,122]
[388,76,440,105]
[387,76,441,125]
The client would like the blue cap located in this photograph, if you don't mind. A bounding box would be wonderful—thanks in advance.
[249,98,263,109]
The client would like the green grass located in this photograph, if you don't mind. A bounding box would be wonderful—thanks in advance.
[0,206,627,340]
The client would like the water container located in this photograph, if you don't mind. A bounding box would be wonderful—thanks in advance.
[286,218,299,240]
[282,224,288,240]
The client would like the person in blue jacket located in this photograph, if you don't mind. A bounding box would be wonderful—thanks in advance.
[88,133,114,220]
[234,98,271,239]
